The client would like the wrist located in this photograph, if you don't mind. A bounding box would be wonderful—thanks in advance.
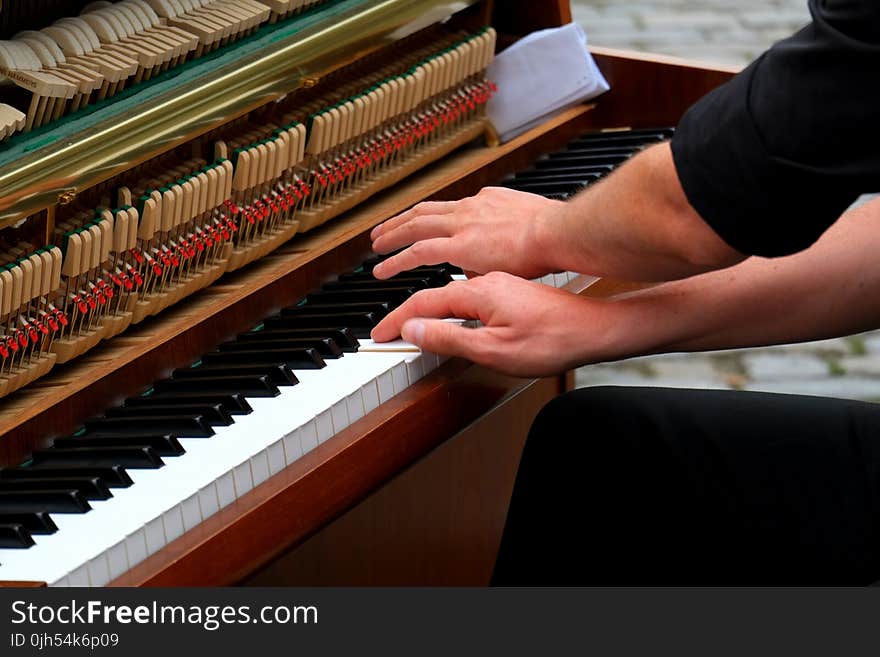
[531,199,572,273]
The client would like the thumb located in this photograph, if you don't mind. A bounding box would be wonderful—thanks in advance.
[401,318,480,360]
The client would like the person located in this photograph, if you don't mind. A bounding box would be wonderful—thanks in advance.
[368,0,880,584]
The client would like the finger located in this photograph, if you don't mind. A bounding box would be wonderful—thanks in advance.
[371,214,453,255]
[372,238,456,279]
[400,318,491,362]
[370,201,457,241]
[370,282,483,342]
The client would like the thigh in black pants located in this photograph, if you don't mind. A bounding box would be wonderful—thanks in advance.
[492,386,880,585]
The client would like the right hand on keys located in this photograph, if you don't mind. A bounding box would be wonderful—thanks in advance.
[370,187,567,280]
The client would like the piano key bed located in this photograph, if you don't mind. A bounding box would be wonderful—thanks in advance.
[0,123,671,586]
[0,125,671,586]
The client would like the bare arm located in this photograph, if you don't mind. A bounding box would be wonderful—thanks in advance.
[371,142,744,283]
[372,198,880,376]
[619,198,880,356]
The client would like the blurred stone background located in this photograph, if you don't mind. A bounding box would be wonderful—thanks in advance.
[571,1,880,401]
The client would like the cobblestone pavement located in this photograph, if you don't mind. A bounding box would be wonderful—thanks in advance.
[571,1,880,401]
[573,0,810,68]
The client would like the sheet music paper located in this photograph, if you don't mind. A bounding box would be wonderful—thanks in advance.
[487,22,610,143]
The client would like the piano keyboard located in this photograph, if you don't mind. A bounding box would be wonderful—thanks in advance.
[502,127,675,200]
[0,125,667,586]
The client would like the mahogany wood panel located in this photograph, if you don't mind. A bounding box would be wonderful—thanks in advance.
[110,361,539,586]
[587,46,737,130]
[0,581,45,587]
[245,376,559,586]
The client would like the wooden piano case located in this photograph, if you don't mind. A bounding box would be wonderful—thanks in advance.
[0,1,737,587]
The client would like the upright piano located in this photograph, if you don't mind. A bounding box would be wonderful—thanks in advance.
[0,0,736,587]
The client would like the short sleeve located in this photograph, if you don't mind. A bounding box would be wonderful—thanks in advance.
[670,0,880,257]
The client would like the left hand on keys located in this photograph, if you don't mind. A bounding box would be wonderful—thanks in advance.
[370,272,622,377]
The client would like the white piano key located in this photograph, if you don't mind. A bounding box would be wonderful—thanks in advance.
[362,379,380,413]
[144,517,166,554]
[107,541,129,581]
[301,420,320,451]
[377,370,395,403]
[181,494,203,532]
[314,411,333,443]
[391,362,409,393]
[267,441,286,475]
[198,484,220,519]
[162,505,185,543]
[69,565,90,587]
[232,461,254,498]
[125,531,148,569]
[346,390,365,422]
[405,353,424,383]
[0,351,411,585]
[282,428,304,465]
[330,398,350,432]
[87,554,111,587]
[250,451,271,487]
[422,351,440,373]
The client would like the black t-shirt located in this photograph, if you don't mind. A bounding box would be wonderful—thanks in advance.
[670,0,880,257]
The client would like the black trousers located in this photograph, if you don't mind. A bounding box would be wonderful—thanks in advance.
[492,386,880,585]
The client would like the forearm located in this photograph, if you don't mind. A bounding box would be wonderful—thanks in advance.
[543,142,745,282]
[604,199,880,359]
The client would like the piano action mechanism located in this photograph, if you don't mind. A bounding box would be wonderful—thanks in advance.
[0,0,737,586]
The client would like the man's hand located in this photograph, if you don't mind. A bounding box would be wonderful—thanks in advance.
[370,187,567,280]
[370,272,621,378]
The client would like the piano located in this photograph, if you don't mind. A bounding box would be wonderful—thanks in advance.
[0,0,737,586]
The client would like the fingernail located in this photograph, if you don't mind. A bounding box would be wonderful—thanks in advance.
[401,319,425,345]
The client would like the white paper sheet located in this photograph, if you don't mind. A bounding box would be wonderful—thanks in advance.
[487,22,610,143]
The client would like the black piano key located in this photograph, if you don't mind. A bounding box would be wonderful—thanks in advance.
[509,172,606,185]
[338,269,453,286]
[1,466,133,488]
[107,403,235,426]
[200,348,325,370]
[30,447,164,470]
[83,415,214,438]
[0,477,112,501]
[524,164,615,176]
[545,153,631,166]
[153,375,280,398]
[124,393,252,415]
[281,301,391,316]
[0,490,91,514]
[0,512,57,535]
[538,146,636,159]
[0,524,35,549]
[219,337,344,359]
[173,362,300,385]
[555,142,638,155]
[360,259,461,277]
[52,435,185,458]
[576,127,674,141]
[567,134,666,149]
[263,313,379,338]
[236,328,359,352]
[504,181,591,196]
[322,278,432,292]
[306,287,416,305]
